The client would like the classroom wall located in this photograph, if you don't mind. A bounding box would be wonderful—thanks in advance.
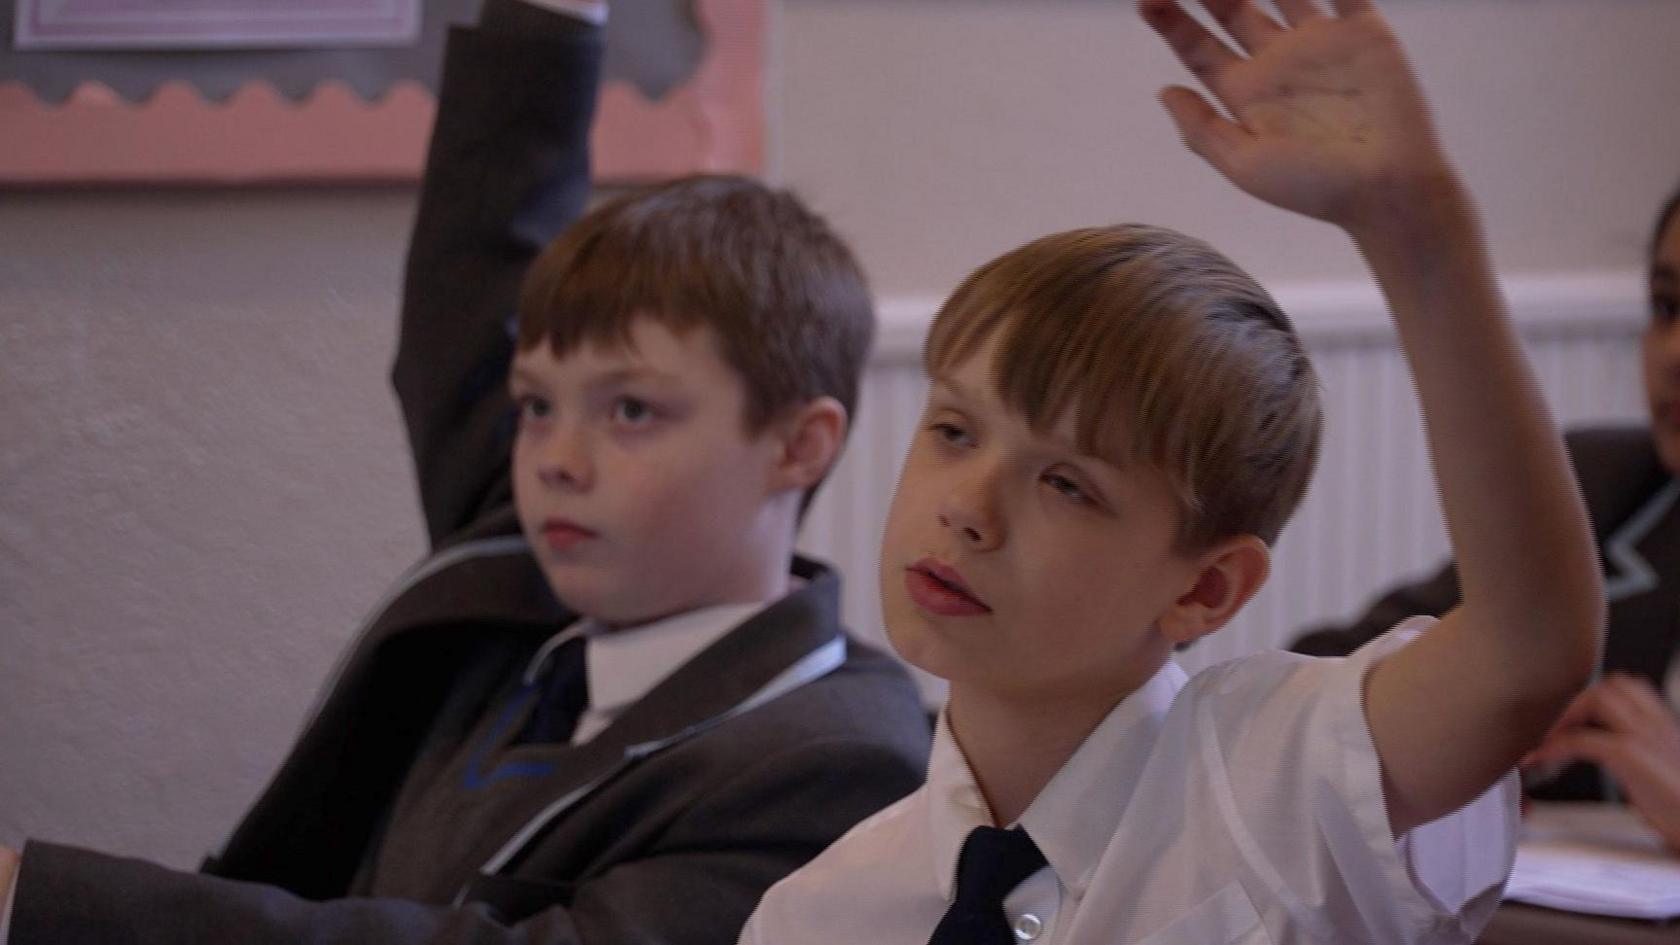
[3,0,1678,870]
[774,0,1680,298]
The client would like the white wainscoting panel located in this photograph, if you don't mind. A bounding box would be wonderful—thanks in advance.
[799,272,1650,702]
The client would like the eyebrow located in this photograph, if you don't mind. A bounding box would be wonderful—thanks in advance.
[927,372,974,401]
[508,365,545,389]
[931,372,1123,469]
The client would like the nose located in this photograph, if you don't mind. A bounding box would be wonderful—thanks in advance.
[938,461,1003,551]
[531,422,595,492]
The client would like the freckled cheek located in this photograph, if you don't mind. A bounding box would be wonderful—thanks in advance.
[624,453,734,539]
[885,465,942,539]
[1646,342,1670,398]
[509,450,541,519]
[879,497,915,556]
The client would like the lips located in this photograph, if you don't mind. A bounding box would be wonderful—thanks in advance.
[540,518,597,553]
[905,557,991,617]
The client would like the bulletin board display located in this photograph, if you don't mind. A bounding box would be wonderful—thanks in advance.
[15,0,422,50]
[0,0,764,185]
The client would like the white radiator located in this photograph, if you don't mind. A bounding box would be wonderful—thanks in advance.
[799,271,1650,699]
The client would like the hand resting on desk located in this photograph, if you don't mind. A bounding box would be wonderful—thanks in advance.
[1526,674,1680,850]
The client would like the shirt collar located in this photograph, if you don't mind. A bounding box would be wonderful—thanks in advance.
[926,659,1189,903]
[581,600,770,716]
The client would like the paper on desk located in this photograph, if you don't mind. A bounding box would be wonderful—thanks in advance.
[1504,802,1680,920]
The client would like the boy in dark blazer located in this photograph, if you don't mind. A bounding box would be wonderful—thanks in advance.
[0,1,929,941]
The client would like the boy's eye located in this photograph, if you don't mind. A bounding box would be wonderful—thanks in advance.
[1043,472,1092,504]
[611,396,656,426]
[515,394,552,423]
[928,421,973,447]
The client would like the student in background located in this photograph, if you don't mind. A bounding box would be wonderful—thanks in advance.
[1295,188,1680,822]
[0,1,928,941]
[741,0,1604,942]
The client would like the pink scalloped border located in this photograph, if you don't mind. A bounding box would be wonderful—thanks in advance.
[0,0,763,185]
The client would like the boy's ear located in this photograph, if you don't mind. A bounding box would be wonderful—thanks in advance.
[1157,535,1271,647]
[766,396,848,493]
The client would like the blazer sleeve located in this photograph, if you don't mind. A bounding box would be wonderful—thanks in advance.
[392,5,603,547]
[1289,562,1462,657]
[6,739,923,945]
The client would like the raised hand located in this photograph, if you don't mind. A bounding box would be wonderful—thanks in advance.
[1526,675,1680,851]
[1141,0,1453,234]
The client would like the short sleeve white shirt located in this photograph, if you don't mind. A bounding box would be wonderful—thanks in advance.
[740,619,1518,945]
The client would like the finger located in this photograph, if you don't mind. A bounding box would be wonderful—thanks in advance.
[1549,679,1647,736]
[1202,0,1284,56]
[1528,728,1630,773]
[1140,0,1242,87]
[1605,672,1672,726]
[1328,0,1374,17]
[1272,0,1327,26]
[1159,86,1250,174]
[1546,683,1612,735]
[1592,678,1657,733]
[1537,728,1680,803]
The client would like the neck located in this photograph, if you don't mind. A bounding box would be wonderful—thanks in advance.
[734,504,797,603]
[945,683,1125,828]
[600,522,796,633]
[944,633,1172,827]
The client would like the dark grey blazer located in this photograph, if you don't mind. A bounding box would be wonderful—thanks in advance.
[8,7,929,942]
[1292,426,1680,800]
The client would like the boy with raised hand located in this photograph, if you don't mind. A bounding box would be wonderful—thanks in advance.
[0,1,927,942]
[741,0,1604,942]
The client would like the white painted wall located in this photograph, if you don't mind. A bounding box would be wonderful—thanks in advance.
[1,190,424,866]
[776,0,1680,296]
[3,0,1678,869]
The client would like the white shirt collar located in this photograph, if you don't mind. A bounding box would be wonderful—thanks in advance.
[586,600,768,717]
[525,599,772,744]
[927,659,1189,903]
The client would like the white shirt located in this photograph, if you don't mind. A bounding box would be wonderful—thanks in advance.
[741,620,1519,945]
[533,599,771,746]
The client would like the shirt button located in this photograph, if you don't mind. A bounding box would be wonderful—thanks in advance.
[1012,914,1043,942]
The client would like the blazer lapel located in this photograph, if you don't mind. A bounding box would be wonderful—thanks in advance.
[580,556,842,756]
[1604,481,1680,682]
[210,505,567,896]
[463,556,846,883]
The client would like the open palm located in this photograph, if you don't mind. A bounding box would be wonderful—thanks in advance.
[1143,0,1450,231]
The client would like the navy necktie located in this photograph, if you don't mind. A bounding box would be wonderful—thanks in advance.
[514,635,590,746]
[928,826,1047,945]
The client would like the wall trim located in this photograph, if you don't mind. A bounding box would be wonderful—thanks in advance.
[873,268,1647,362]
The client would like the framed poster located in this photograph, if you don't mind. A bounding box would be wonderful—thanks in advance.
[0,0,763,184]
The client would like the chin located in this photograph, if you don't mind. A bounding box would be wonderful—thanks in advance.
[880,604,965,683]
[539,570,632,625]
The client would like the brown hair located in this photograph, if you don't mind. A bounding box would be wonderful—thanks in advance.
[925,224,1321,551]
[518,175,875,438]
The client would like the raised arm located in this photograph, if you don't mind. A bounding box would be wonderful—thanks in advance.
[392,0,603,546]
[1143,0,1604,834]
